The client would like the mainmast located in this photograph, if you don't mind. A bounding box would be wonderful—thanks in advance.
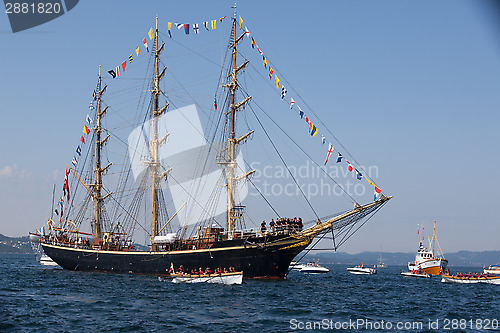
[150,17,167,250]
[226,6,254,236]
[92,65,111,239]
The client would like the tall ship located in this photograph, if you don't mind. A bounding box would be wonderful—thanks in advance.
[33,8,391,279]
[408,221,447,275]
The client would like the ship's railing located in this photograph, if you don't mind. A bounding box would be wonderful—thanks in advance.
[40,235,135,251]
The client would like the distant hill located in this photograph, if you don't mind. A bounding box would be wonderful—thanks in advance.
[0,234,33,253]
[302,251,500,268]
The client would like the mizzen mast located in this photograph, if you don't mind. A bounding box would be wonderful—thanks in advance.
[92,65,111,239]
[150,16,168,251]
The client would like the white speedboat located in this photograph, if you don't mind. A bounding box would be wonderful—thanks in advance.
[289,261,306,270]
[347,266,377,275]
[377,261,388,269]
[484,265,500,275]
[300,262,329,274]
[401,271,431,278]
[169,272,243,285]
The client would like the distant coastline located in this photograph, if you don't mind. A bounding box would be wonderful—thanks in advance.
[2,233,497,267]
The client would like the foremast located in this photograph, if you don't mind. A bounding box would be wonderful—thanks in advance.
[92,65,111,240]
[150,17,168,251]
[226,6,253,237]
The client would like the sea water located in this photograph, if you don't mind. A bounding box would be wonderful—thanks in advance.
[1,254,498,332]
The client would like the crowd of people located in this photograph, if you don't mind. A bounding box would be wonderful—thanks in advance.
[454,272,496,278]
[260,217,303,235]
[169,264,237,276]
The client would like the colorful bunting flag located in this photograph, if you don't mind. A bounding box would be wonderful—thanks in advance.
[366,178,375,187]
[211,20,216,30]
[325,143,334,165]
[89,102,94,110]
[203,22,209,30]
[63,168,69,201]
[321,135,326,144]
[263,56,267,68]
[346,161,353,172]
[275,75,280,89]
[76,146,82,156]
[214,93,217,111]
[336,152,343,163]
[245,26,250,38]
[281,85,287,100]
[374,187,382,201]
[59,198,64,218]
[184,23,190,34]
[80,135,85,144]
[239,16,243,29]
[168,22,172,38]
[86,115,92,125]
[175,23,184,30]
[355,169,363,180]
[92,89,97,100]
[135,46,141,56]
[268,66,273,80]
[72,157,78,167]
[115,66,120,77]
[220,16,226,22]
[290,97,295,109]
[310,124,318,137]
[148,27,154,39]
[121,61,127,72]
[299,110,304,119]
[142,37,149,52]
[257,46,263,55]
[83,125,90,135]
[251,37,255,48]
[129,54,133,63]
[193,23,199,34]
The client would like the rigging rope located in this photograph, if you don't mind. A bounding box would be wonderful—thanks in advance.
[249,105,321,222]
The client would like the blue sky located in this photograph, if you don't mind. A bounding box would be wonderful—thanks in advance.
[1,0,499,253]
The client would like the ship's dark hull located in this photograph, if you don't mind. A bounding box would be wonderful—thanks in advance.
[41,235,311,279]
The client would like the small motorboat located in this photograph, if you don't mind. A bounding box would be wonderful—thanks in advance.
[169,271,243,285]
[347,264,377,275]
[484,265,500,275]
[299,262,329,274]
[377,261,388,269]
[289,261,306,270]
[441,274,500,285]
[401,271,431,278]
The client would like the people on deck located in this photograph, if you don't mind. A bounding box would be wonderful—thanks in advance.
[269,219,275,233]
[260,221,267,235]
